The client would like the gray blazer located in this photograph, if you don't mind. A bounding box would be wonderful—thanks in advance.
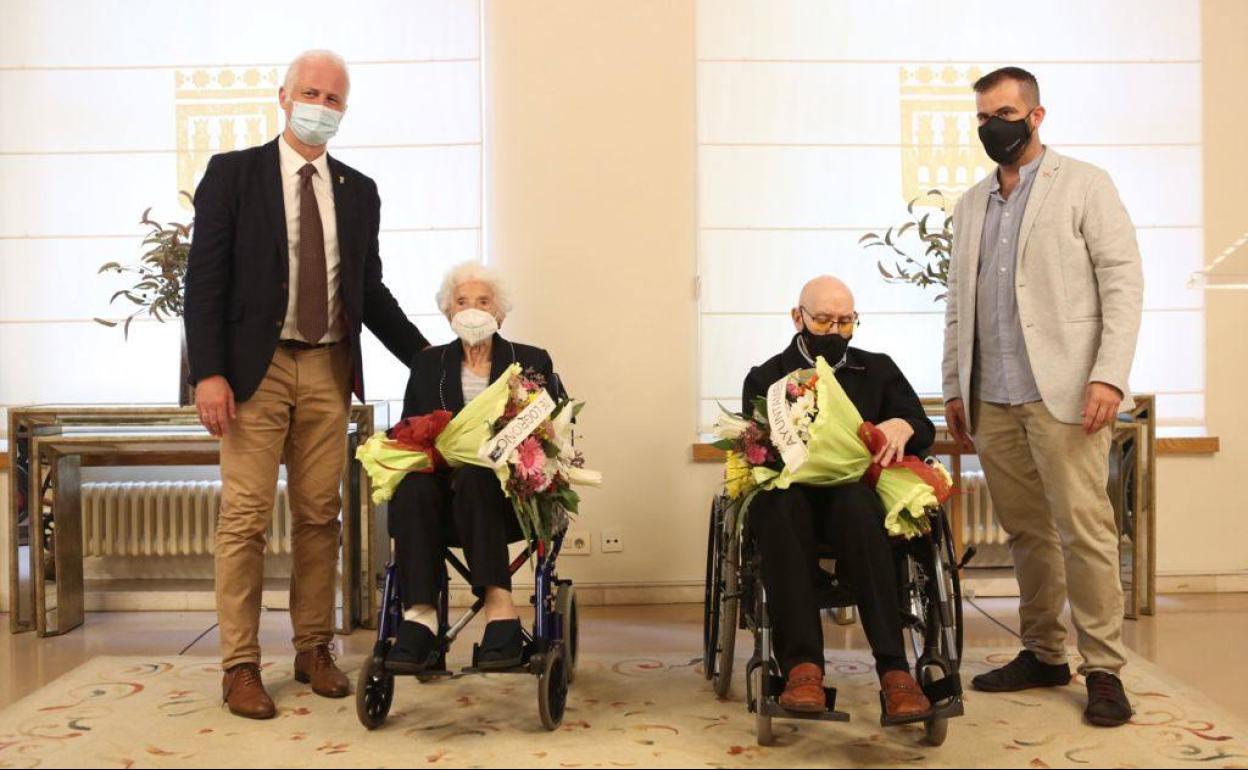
[941,148,1143,426]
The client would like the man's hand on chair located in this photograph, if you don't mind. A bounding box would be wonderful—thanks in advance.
[873,418,914,468]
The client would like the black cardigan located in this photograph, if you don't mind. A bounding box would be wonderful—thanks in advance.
[401,334,565,418]
[741,336,935,456]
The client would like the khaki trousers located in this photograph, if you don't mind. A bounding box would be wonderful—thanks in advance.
[216,343,351,670]
[971,399,1128,674]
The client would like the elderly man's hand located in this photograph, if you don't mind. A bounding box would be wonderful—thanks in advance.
[873,418,914,468]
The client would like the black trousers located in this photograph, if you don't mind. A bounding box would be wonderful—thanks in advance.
[748,481,908,676]
[388,465,523,608]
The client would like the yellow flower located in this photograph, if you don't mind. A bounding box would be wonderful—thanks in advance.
[724,450,756,499]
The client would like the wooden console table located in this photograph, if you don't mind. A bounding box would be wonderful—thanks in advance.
[6,405,381,637]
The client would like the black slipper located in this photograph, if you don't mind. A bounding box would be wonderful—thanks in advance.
[477,619,525,669]
[388,621,436,670]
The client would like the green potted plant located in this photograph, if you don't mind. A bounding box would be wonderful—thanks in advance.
[94,194,195,406]
[860,190,952,303]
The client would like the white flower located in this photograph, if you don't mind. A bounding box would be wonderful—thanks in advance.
[713,407,752,441]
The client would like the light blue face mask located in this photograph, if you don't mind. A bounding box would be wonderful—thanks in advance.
[287,101,343,146]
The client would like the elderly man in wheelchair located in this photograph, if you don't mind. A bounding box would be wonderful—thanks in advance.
[704,275,964,743]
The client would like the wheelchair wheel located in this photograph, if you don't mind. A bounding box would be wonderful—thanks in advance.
[709,498,739,699]
[556,582,579,684]
[537,644,569,731]
[356,644,394,730]
[703,499,720,683]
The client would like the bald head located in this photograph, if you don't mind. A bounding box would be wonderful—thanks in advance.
[799,276,853,310]
[792,276,856,335]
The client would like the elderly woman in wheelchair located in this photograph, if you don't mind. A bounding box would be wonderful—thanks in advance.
[704,276,964,743]
[357,262,577,730]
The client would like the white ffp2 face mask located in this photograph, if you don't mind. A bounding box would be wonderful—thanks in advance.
[451,308,499,347]
[287,101,343,146]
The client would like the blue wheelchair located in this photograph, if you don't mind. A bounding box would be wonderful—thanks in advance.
[355,533,579,730]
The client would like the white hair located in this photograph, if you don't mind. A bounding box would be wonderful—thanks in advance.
[436,261,514,317]
[282,49,350,105]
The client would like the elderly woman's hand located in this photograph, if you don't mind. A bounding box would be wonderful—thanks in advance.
[872,418,914,468]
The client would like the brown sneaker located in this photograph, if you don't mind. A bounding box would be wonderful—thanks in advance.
[881,670,932,719]
[777,662,826,713]
[294,644,350,698]
[222,663,276,720]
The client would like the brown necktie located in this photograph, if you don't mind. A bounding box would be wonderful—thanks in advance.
[296,163,328,343]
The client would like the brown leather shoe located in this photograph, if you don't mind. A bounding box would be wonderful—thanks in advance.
[222,663,276,720]
[294,644,350,698]
[777,662,826,713]
[881,670,932,719]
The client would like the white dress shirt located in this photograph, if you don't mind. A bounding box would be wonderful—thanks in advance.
[277,135,343,343]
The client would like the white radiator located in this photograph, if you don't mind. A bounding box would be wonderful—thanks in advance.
[81,480,292,557]
[958,470,1013,568]
[960,470,1008,547]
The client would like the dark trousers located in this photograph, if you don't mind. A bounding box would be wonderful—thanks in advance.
[748,481,908,676]
[388,465,523,608]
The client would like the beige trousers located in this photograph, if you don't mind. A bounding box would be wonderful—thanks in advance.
[215,343,351,670]
[971,399,1128,675]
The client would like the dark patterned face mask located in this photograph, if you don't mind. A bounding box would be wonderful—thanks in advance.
[978,109,1035,165]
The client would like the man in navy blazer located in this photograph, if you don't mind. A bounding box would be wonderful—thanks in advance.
[184,49,427,719]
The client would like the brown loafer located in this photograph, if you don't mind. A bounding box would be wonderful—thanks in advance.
[294,644,350,698]
[881,670,931,719]
[222,663,276,720]
[778,662,826,713]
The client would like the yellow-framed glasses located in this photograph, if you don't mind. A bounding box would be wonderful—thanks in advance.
[800,307,860,336]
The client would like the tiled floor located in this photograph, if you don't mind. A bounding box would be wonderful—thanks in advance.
[2,594,1246,717]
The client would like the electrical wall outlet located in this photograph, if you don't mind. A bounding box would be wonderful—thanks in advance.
[601,529,623,553]
[563,530,591,555]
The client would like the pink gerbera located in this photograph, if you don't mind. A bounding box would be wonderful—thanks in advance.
[516,436,546,478]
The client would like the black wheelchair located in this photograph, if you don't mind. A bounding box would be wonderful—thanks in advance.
[702,492,966,746]
[356,533,579,731]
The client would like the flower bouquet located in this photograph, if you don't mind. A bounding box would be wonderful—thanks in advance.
[713,356,952,539]
[356,362,601,551]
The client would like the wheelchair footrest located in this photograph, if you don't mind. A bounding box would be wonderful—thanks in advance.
[877,689,964,727]
[460,664,533,676]
[761,696,851,722]
[759,679,850,722]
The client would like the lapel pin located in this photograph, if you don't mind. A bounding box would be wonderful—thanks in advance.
[338,175,345,184]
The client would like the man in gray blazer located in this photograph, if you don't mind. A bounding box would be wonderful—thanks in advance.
[941,67,1142,727]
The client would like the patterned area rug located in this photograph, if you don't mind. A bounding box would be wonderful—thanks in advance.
[1,649,1245,768]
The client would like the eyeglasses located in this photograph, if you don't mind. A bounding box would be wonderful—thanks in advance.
[800,307,860,335]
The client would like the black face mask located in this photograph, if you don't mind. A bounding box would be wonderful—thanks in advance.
[978,110,1034,165]
[800,328,850,363]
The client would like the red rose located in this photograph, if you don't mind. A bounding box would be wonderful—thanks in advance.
[388,411,453,451]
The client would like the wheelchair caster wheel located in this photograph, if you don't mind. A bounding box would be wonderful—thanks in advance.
[356,654,394,729]
[749,663,774,746]
[537,644,569,731]
[919,663,949,746]
[923,716,948,746]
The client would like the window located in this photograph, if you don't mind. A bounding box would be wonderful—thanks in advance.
[696,0,1204,429]
[0,0,483,424]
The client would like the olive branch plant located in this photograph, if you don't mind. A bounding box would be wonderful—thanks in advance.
[94,192,193,337]
[859,189,952,303]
